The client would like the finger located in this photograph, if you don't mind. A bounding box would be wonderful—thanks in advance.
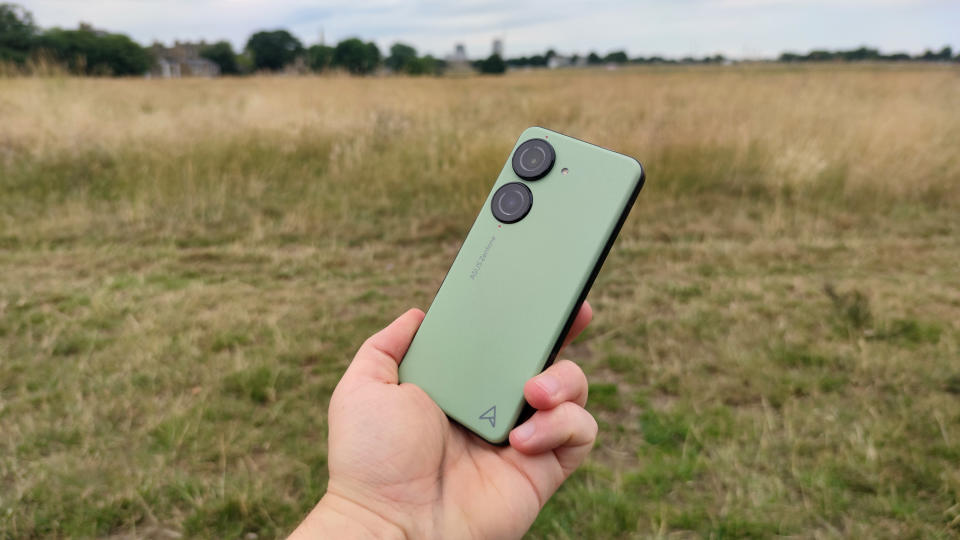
[558,301,593,354]
[524,359,588,410]
[509,402,598,474]
[342,308,425,385]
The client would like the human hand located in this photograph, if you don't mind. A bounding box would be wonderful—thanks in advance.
[289,303,597,539]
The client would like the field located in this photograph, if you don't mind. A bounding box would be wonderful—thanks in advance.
[1,65,959,538]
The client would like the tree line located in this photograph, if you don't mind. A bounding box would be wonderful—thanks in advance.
[505,49,728,67]
[233,30,448,75]
[779,45,955,63]
[2,3,957,77]
[0,5,435,76]
[0,4,449,76]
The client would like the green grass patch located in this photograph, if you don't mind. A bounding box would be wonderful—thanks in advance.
[52,332,107,356]
[183,495,298,539]
[639,409,695,453]
[588,383,621,411]
[221,365,302,404]
[624,452,700,498]
[604,352,635,374]
[210,330,254,353]
[871,318,942,346]
[529,466,639,538]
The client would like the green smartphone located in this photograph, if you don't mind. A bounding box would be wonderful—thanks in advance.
[398,127,645,444]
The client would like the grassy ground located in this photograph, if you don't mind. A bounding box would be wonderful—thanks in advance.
[1,65,959,539]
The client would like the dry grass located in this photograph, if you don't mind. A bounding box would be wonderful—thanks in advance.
[1,64,959,538]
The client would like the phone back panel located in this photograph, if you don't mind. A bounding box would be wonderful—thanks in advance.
[398,127,644,443]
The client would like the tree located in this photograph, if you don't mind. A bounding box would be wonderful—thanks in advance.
[884,53,910,61]
[235,52,253,74]
[36,26,150,75]
[332,38,380,75]
[200,40,238,74]
[806,50,835,61]
[586,52,602,65]
[386,42,417,72]
[404,54,440,75]
[423,55,446,75]
[478,53,505,74]
[839,46,879,61]
[0,2,36,64]
[604,50,628,64]
[307,44,334,72]
[245,30,303,71]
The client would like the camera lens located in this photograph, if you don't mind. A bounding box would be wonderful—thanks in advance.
[512,138,555,181]
[491,182,533,224]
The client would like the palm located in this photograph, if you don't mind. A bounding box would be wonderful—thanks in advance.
[324,306,595,539]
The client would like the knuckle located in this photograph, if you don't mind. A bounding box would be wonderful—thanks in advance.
[557,403,597,444]
[557,401,580,425]
[556,360,588,390]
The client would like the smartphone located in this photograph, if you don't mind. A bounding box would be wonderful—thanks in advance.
[398,127,645,444]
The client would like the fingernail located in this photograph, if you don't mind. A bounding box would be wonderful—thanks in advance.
[513,421,535,442]
[536,374,560,397]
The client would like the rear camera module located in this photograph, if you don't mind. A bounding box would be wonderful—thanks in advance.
[511,138,556,181]
[491,182,533,224]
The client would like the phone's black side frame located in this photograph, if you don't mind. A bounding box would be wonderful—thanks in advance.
[509,161,646,439]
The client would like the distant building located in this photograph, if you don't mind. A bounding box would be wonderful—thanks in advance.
[548,55,572,69]
[149,41,220,78]
[452,43,467,62]
[492,39,503,57]
[446,43,473,74]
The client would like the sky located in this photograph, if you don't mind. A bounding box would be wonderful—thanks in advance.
[17,0,960,60]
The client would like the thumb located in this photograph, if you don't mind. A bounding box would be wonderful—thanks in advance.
[341,308,425,385]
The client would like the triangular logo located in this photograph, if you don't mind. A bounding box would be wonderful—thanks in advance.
[479,405,497,428]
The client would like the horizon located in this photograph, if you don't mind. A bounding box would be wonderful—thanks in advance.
[15,0,960,61]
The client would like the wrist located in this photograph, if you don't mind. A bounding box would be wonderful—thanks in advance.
[290,491,407,540]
